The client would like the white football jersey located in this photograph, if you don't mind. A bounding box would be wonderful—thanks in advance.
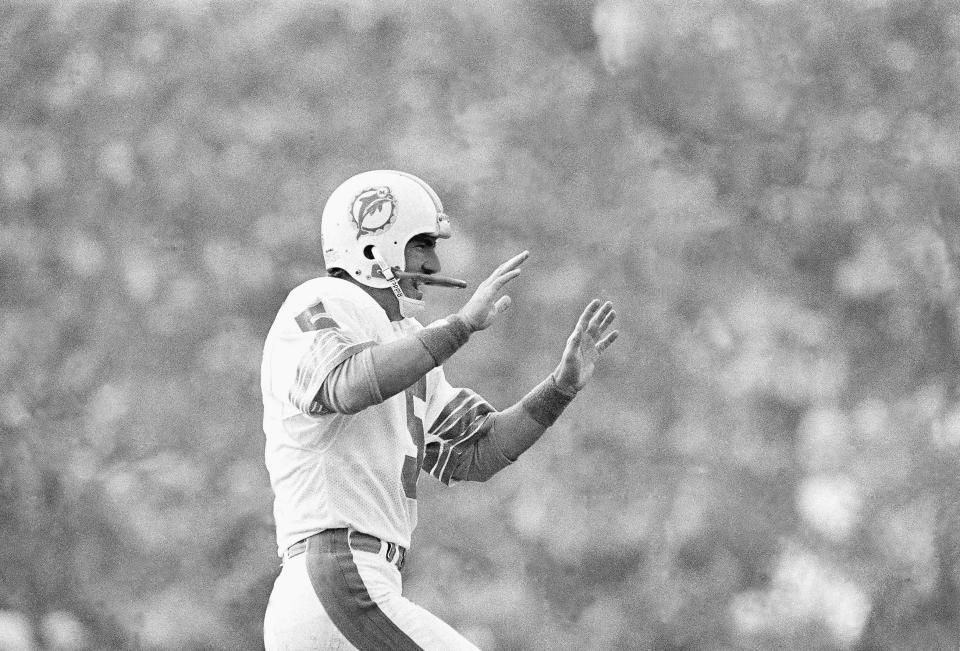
[261,277,492,555]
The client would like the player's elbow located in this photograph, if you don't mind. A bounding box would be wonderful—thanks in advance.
[450,447,513,483]
[475,467,504,482]
[331,402,365,415]
[472,459,509,482]
[448,467,498,483]
[313,390,381,415]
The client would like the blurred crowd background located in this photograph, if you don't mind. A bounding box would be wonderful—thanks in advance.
[2,0,960,648]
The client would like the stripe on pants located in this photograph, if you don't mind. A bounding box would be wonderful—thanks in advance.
[306,530,423,651]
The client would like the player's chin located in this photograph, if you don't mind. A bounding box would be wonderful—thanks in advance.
[401,282,423,301]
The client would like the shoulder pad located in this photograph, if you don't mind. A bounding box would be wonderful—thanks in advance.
[286,276,385,320]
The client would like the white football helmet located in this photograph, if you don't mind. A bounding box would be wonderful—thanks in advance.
[320,170,451,318]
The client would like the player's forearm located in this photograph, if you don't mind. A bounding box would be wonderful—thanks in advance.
[478,404,547,469]
[489,375,577,459]
[371,315,472,400]
[450,375,577,481]
[318,316,473,413]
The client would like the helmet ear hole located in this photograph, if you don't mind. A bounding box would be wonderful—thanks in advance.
[362,245,376,260]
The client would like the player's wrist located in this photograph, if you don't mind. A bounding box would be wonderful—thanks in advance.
[549,371,580,398]
[415,315,472,366]
[522,374,577,428]
[446,315,475,343]
[454,307,482,332]
[445,312,480,336]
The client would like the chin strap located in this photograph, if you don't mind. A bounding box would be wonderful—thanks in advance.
[371,247,425,318]
[397,294,426,318]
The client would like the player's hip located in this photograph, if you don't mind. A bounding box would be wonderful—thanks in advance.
[265,528,479,651]
[265,530,403,651]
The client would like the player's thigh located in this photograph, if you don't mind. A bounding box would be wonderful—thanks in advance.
[351,552,480,651]
[374,593,480,651]
[264,556,356,651]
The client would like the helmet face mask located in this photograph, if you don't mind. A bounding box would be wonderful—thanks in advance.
[321,170,451,317]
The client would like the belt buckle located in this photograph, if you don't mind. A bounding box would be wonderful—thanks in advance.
[384,541,406,570]
[347,530,406,570]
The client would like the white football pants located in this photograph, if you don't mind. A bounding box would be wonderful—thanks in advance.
[263,530,480,651]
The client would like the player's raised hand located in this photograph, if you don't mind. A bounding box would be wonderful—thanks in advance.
[456,251,529,331]
[553,299,618,393]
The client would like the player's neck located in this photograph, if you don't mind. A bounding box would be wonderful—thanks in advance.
[366,286,403,322]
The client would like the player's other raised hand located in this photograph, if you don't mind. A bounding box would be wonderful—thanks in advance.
[553,299,618,393]
[456,251,529,331]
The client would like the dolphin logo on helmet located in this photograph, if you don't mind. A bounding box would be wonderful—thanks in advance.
[351,186,397,239]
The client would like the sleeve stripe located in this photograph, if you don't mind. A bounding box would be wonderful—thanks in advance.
[429,389,474,432]
[427,413,491,481]
[292,331,341,391]
[289,328,375,413]
[424,386,497,484]
[294,330,358,396]
[289,341,373,413]
[435,402,494,442]
[430,393,491,439]
[299,333,356,389]
[436,415,492,484]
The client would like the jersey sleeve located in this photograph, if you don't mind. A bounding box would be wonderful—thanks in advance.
[421,367,496,485]
[266,289,377,416]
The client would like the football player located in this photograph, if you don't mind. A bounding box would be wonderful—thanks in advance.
[261,170,617,650]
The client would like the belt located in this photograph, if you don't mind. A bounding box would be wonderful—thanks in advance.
[285,529,406,570]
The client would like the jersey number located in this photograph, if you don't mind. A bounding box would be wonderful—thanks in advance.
[402,378,427,499]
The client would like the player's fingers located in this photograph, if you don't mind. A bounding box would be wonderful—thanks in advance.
[568,301,598,349]
[492,250,529,277]
[575,299,601,335]
[494,295,512,314]
[596,330,619,354]
[489,268,522,291]
[587,301,614,334]
[597,308,617,333]
[477,252,526,292]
